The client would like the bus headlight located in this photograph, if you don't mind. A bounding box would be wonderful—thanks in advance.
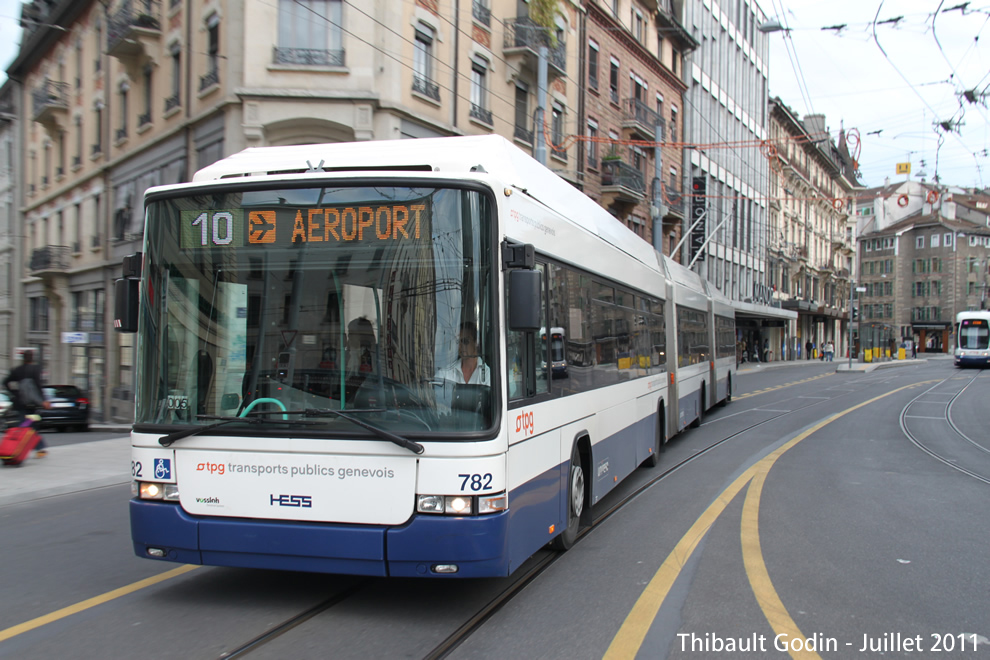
[416,491,507,516]
[137,482,180,501]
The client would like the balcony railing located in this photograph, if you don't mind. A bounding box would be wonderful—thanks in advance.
[503,17,566,76]
[164,93,180,113]
[469,103,493,125]
[472,1,491,27]
[107,0,161,58]
[622,98,664,138]
[138,111,151,127]
[273,47,345,66]
[199,68,220,92]
[32,80,70,124]
[601,159,646,197]
[412,76,440,102]
[29,246,70,274]
[514,125,534,144]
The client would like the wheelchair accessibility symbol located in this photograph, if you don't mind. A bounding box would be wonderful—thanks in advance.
[154,458,172,480]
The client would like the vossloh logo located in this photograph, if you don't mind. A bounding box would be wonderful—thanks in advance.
[195,496,221,505]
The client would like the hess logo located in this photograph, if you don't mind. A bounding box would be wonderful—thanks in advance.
[515,411,535,436]
[270,494,313,508]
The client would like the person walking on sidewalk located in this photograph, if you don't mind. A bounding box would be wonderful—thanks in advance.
[3,351,51,457]
[825,340,834,362]
[805,340,813,360]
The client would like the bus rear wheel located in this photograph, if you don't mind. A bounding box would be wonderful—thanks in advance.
[551,443,585,551]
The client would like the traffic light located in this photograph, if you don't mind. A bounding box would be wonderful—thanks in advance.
[851,305,859,321]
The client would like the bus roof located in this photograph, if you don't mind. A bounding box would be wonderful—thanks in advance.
[189,135,662,274]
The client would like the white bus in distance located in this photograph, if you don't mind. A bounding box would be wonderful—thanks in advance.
[117,135,735,578]
[955,310,990,367]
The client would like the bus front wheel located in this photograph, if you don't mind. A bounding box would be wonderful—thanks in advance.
[551,443,585,551]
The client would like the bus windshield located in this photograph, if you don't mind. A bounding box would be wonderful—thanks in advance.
[134,184,496,436]
[959,319,989,349]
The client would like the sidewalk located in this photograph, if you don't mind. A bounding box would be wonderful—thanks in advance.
[738,357,934,374]
[0,426,132,507]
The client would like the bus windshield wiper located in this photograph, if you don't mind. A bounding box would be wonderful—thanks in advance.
[158,414,321,447]
[279,408,425,455]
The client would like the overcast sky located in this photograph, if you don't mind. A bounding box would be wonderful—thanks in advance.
[762,0,989,190]
[0,1,986,190]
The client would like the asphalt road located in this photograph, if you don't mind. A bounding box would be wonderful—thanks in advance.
[2,359,989,659]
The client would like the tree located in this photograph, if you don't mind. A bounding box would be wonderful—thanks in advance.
[529,0,564,46]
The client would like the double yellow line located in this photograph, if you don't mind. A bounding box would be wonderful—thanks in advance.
[604,381,927,660]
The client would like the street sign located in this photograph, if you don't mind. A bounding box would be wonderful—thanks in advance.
[62,332,89,344]
[856,286,866,292]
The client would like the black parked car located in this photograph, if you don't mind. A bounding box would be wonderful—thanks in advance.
[4,385,90,432]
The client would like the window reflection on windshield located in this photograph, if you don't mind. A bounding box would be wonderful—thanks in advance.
[136,186,495,435]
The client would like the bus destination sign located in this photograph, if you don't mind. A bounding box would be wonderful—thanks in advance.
[180,202,429,249]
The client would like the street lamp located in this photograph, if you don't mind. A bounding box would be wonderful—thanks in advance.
[758,20,788,34]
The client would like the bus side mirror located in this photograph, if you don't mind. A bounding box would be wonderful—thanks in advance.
[114,277,140,332]
[508,269,541,331]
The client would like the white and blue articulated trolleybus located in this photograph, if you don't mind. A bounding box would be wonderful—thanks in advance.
[116,135,733,577]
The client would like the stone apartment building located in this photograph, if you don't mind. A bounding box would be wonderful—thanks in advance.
[5,0,711,421]
[766,98,858,360]
[580,0,695,253]
[856,183,990,355]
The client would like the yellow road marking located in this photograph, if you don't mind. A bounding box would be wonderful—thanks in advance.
[0,565,199,643]
[736,373,832,400]
[604,380,933,659]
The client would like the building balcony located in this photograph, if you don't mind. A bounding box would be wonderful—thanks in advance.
[273,47,345,67]
[29,245,70,279]
[164,93,180,113]
[514,124,534,145]
[412,76,440,102]
[600,159,646,203]
[107,0,162,63]
[199,68,220,92]
[503,17,566,80]
[32,80,70,129]
[622,98,664,140]
[662,185,686,218]
[469,103,493,125]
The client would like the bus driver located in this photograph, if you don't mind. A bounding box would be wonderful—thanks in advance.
[437,322,490,386]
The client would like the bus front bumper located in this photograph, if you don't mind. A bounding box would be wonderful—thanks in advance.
[129,499,511,577]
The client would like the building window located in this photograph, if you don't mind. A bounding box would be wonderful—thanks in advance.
[469,56,491,124]
[551,103,565,160]
[634,10,644,41]
[916,235,924,248]
[587,119,598,169]
[94,20,102,73]
[276,0,343,65]
[931,234,940,248]
[30,296,50,332]
[93,103,103,155]
[588,41,599,90]
[609,58,620,104]
[513,84,531,143]
[117,81,129,141]
[670,106,678,142]
[944,232,953,247]
[413,24,439,100]
[73,116,82,167]
[140,65,153,127]
[167,43,181,111]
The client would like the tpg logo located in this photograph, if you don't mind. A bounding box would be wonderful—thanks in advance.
[515,410,535,437]
[270,494,313,508]
[196,462,225,475]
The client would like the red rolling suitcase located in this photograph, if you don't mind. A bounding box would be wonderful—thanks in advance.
[0,422,41,466]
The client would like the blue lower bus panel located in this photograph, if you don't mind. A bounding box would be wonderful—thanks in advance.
[130,499,512,577]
